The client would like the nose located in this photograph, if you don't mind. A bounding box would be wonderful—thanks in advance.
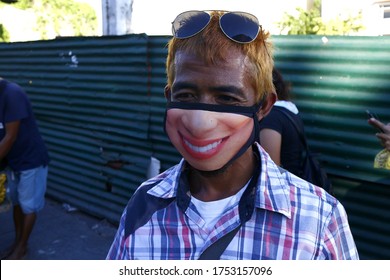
[182,110,218,137]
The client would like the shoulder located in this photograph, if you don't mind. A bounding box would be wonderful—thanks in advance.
[286,170,336,205]
[259,107,286,131]
[1,80,28,100]
[2,80,24,93]
[123,163,182,238]
[127,162,183,207]
[265,106,285,118]
[258,145,337,215]
[281,169,340,226]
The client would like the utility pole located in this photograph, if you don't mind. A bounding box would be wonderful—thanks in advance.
[102,0,134,35]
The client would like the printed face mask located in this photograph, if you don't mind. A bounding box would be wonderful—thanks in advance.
[164,102,261,172]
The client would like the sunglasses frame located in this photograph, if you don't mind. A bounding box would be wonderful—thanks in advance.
[172,10,262,44]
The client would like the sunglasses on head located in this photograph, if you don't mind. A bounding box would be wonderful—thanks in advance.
[172,10,261,44]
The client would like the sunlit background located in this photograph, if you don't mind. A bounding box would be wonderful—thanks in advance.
[0,0,389,42]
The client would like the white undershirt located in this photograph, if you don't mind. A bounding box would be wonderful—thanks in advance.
[274,100,299,114]
[191,181,249,230]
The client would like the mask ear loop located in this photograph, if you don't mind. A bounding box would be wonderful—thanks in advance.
[254,94,266,143]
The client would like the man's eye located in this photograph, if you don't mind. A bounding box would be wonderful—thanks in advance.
[172,92,196,102]
[217,94,241,105]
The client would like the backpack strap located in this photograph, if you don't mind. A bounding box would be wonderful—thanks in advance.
[198,147,261,260]
[273,107,309,150]
[274,107,333,194]
[198,225,241,260]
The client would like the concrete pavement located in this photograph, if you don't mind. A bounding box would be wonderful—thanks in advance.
[0,196,118,260]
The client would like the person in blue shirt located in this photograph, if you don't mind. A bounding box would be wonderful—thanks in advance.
[0,78,50,260]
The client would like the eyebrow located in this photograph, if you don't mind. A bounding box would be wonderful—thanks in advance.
[172,82,246,97]
[171,82,197,93]
[211,85,246,97]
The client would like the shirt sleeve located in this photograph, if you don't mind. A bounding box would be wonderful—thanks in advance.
[4,83,30,123]
[106,209,129,260]
[322,200,359,259]
[259,108,284,134]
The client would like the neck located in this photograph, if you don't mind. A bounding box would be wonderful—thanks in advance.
[189,147,257,202]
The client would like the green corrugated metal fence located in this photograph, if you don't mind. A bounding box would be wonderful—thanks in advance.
[1,35,153,221]
[273,36,390,183]
[274,36,390,259]
[0,34,389,259]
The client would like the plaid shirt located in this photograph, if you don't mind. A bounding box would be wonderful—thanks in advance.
[107,143,359,260]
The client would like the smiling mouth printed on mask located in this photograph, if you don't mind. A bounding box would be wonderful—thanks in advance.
[164,101,262,173]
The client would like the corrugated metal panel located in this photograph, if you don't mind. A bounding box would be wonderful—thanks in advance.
[332,175,390,259]
[273,35,390,185]
[273,35,390,260]
[1,35,389,259]
[274,36,390,259]
[0,35,152,222]
[148,36,182,171]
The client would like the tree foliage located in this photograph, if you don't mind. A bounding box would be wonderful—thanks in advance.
[0,0,97,41]
[0,24,10,42]
[277,0,364,35]
[0,0,13,42]
[34,0,97,39]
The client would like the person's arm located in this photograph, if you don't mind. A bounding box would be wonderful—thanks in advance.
[0,120,20,160]
[368,118,390,151]
[259,128,282,165]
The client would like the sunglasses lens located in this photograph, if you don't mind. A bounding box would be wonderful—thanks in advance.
[220,12,260,43]
[172,11,211,38]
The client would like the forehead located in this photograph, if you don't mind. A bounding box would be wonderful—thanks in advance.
[171,50,258,103]
[174,48,249,67]
[173,49,255,82]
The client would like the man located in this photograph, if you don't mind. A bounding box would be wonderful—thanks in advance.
[0,78,50,260]
[107,10,358,260]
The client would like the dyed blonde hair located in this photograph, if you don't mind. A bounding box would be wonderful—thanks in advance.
[166,11,275,103]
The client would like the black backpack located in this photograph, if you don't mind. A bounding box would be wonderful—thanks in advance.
[276,108,333,194]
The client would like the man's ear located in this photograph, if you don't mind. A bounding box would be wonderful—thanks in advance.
[257,92,276,121]
[164,86,171,101]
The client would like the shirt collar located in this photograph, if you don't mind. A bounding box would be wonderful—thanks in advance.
[147,143,291,218]
[255,143,291,218]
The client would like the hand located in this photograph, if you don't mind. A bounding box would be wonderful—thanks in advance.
[368,118,390,151]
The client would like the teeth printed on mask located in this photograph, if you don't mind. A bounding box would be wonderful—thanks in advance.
[184,139,222,153]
